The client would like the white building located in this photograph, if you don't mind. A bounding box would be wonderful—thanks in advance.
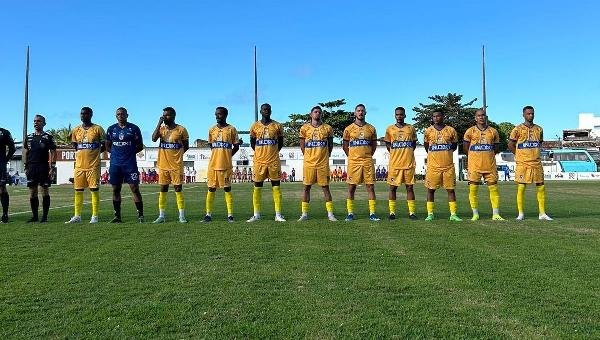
[578,113,600,138]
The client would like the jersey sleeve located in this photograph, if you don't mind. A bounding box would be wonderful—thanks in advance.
[343,126,350,141]
[98,126,106,142]
[249,123,257,138]
[299,124,307,140]
[410,126,417,142]
[48,134,57,150]
[423,127,431,144]
[539,127,544,142]
[493,129,500,144]
[327,125,333,138]
[208,127,214,143]
[384,127,392,143]
[232,127,239,145]
[451,128,458,143]
[509,127,519,141]
[463,128,472,143]
[370,125,377,141]
[71,127,78,143]
[181,127,189,141]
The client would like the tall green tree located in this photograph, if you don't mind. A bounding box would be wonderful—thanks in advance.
[282,99,353,146]
[495,122,516,152]
[47,125,72,147]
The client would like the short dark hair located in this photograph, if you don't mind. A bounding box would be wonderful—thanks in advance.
[311,105,322,112]
[34,114,46,124]
[163,106,176,115]
[81,107,93,114]
[261,103,271,110]
[395,107,405,113]
[355,104,366,110]
[432,111,444,116]
[523,105,534,112]
[216,106,228,116]
[117,107,128,114]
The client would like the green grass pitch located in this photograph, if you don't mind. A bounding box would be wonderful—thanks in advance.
[1,181,599,338]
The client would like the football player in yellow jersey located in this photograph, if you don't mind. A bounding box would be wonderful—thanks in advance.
[464,109,504,221]
[423,111,462,221]
[65,107,106,224]
[508,105,552,221]
[247,103,286,222]
[342,104,380,221]
[384,107,418,220]
[297,106,337,221]
[151,107,190,223]
[203,107,239,223]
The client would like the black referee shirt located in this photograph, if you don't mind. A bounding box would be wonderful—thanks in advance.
[25,132,57,164]
[0,128,15,163]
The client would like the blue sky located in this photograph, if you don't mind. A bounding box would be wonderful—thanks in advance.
[1,0,599,144]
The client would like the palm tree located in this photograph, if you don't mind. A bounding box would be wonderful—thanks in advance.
[47,124,72,147]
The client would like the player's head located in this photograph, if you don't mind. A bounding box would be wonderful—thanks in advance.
[522,105,534,123]
[310,106,322,122]
[116,107,128,124]
[33,114,46,131]
[354,104,366,121]
[162,106,176,124]
[394,106,406,123]
[215,106,228,124]
[80,107,93,124]
[432,111,445,125]
[260,103,272,120]
[475,109,487,126]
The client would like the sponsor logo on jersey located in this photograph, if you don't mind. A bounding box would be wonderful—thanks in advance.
[349,139,370,147]
[305,140,327,148]
[469,144,495,151]
[517,141,540,149]
[77,142,100,150]
[429,143,452,151]
[256,138,277,146]
[159,142,183,149]
[112,141,133,147]
[211,141,232,148]
[391,141,415,149]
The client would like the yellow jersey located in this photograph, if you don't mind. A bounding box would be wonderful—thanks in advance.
[208,124,239,170]
[71,124,105,170]
[300,123,333,168]
[250,120,283,165]
[424,125,457,170]
[384,123,417,169]
[343,123,377,165]
[464,125,499,172]
[509,123,543,166]
[157,124,189,171]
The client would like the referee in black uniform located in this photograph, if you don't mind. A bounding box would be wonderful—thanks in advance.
[0,127,16,223]
[23,115,57,222]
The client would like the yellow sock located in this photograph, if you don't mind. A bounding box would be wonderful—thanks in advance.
[489,184,500,214]
[426,201,434,215]
[449,201,457,215]
[91,190,99,216]
[158,192,167,213]
[517,184,525,215]
[469,184,478,210]
[346,199,354,214]
[536,185,546,215]
[388,199,396,215]
[252,187,262,215]
[407,200,416,215]
[206,191,215,215]
[325,201,334,214]
[301,201,309,214]
[74,191,83,216]
[224,191,233,216]
[368,199,376,215]
[272,185,282,214]
[175,191,185,211]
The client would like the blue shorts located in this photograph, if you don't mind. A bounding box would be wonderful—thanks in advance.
[109,164,140,185]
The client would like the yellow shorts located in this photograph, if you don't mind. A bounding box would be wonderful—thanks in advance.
[303,166,330,186]
[515,164,544,184]
[387,167,415,186]
[468,170,499,184]
[346,162,375,185]
[74,168,99,189]
[207,169,232,188]
[158,168,183,186]
[253,163,281,182]
[425,166,456,190]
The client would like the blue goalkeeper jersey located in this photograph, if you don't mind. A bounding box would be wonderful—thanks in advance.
[107,122,143,166]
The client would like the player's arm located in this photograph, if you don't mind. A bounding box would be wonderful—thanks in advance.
[370,129,377,156]
[182,139,189,153]
[508,128,518,154]
[232,133,240,156]
[299,137,305,155]
[22,136,29,171]
[327,137,333,156]
[277,136,284,151]
[99,129,107,153]
[250,136,256,151]
[136,127,144,153]
[151,117,164,142]
[342,139,349,157]
[450,129,458,151]
[6,132,16,160]
[423,141,429,153]
[105,128,113,153]
[463,140,470,156]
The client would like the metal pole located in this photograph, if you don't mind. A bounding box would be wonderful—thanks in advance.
[482,45,487,112]
[254,45,258,122]
[23,46,30,147]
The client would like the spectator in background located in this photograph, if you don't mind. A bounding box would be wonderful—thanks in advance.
[291,168,296,182]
